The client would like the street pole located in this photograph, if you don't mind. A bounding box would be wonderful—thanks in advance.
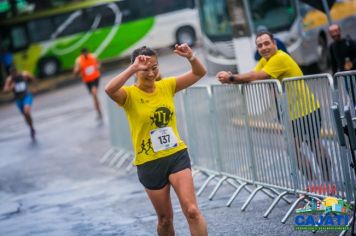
[226,0,256,73]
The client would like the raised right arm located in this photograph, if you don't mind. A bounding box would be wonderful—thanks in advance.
[105,55,151,105]
[105,65,137,105]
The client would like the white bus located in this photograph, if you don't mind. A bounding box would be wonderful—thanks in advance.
[197,0,356,74]
[0,0,201,77]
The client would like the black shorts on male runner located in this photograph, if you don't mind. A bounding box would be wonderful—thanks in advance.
[291,108,322,142]
[137,148,191,190]
[85,78,100,93]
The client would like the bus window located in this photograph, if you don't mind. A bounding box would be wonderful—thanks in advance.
[128,0,151,18]
[107,1,132,22]
[27,18,54,42]
[10,25,29,50]
[130,0,192,18]
[151,0,193,14]
[250,0,296,32]
[53,10,90,38]
[87,4,116,29]
[199,0,232,40]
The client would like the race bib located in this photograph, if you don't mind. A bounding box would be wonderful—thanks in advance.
[14,82,26,92]
[84,66,95,75]
[150,127,178,152]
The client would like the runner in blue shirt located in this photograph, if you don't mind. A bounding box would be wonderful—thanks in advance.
[3,67,37,140]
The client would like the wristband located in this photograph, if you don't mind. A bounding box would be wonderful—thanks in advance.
[188,52,196,61]
[229,75,235,82]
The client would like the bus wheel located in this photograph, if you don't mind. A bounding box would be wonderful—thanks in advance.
[316,36,329,72]
[176,26,196,46]
[39,58,60,78]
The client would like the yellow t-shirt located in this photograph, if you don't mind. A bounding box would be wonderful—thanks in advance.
[254,50,320,120]
[121,77,187,165]
[254,50,303,81]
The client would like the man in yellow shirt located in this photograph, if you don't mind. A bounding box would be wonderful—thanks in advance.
[216,31,301,82]
[216,31,331,182]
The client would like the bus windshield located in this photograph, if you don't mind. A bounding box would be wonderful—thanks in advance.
[250,0,296,32]
[198,0,232,41]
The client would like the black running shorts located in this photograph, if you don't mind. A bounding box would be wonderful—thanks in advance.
[137,149,191,190]
[85,77,100,93]
[291,108,322,142]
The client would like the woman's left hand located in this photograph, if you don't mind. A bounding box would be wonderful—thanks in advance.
[174,43,193,59]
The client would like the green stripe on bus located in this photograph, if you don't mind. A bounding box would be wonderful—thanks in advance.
[99,18,155,59]
[44,18,154,70]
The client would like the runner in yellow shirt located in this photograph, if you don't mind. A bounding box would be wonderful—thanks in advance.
[216,31,331,182]
[105,44,208,236]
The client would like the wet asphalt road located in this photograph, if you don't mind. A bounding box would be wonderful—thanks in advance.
[0,48,343,236]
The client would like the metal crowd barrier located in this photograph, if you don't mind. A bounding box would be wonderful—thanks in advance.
[333,70,356,201]
[280,74,351,223]
[102,97,134,171]
[183,82,293,212]
[332,104,356,236]
[183,86,223,196]
[210,83,287,207]
[334,70,356,118]
[209,84,255,204]
[174,90,189,156]
[240,80,294,215]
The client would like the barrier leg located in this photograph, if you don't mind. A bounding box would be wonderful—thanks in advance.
[233,179,253,194]
[339,215,354,236]
[241,186,264,211]
[116,152,133,168]
[261,188,277,200]
[281,195,307,224]
[263,191,289,218]
[109,151,124,167]
[125,163,134,172]
[268,188,292,205]
[226,178,239,189]
[196,174,217,197]
[125,155,134,172]
[100,148,117,164]
[209,176,228,201]
[226,182,248,207]
[192,169,201,177]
